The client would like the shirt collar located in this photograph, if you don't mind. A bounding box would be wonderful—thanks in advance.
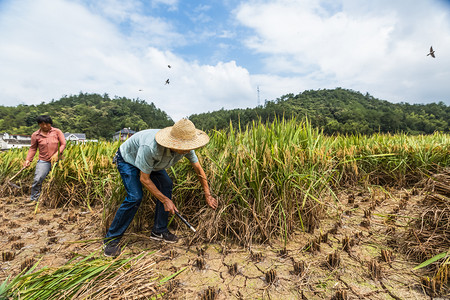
[38,127,53,136]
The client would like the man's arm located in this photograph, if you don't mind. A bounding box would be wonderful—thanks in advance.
[50,129,67,163]
[57,129,67,155]
[191,161,218,210]
[24,134,38,167]
[140,171,178,214]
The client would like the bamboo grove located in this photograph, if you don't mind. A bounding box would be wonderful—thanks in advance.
[1,119,449,244]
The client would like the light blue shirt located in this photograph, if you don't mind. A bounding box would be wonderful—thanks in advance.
[119,129,198,174]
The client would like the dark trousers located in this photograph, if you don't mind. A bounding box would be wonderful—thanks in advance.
[105,150,173,240]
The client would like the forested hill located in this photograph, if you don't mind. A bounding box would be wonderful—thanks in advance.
[0,93,173,140]
[189,88,450,134]
[1,89,449,139]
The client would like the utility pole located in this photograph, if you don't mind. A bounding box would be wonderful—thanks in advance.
[257,86,260,106]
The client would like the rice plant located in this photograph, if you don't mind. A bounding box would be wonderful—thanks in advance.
[0,251,164,300]
[1,119,449,244]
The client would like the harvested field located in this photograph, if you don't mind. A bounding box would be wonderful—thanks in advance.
[1,181,448,299]
[1,121,449,298]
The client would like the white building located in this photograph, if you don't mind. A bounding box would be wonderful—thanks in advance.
[64,133,98,144]
[0,133,31,150]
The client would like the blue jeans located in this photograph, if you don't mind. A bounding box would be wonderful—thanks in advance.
[30,160,52,201]
[105,149,173,241]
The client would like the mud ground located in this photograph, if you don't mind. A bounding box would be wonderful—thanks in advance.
[0,188,444,299]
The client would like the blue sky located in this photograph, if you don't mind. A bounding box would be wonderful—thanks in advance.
[0,0,449,121]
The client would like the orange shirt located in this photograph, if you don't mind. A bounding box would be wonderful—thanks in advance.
[26,127,66,162]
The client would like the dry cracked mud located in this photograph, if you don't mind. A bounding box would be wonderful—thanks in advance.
[0,188,443,299]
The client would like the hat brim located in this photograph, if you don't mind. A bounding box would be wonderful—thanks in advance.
[155,127,210,150]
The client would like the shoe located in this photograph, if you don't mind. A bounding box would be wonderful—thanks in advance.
[25,200,37,206]
[150,231,179,243]
[103,239,121,257]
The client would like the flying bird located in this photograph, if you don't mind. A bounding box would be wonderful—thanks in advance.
[427,46,435,58]
[165,79,170,85]
[168,65,171,68]
[138,89,143,91]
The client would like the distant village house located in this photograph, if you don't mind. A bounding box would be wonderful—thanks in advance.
[64,133,98,144]
[0,133,31,150]
[113,128,136,141]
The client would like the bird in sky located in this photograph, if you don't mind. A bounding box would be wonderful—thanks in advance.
[165,79,170,85]
[168,65,171,68]
[138,89,143,91]
[427,46,435,58]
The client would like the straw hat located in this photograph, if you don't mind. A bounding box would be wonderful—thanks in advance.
[155,119,210,150]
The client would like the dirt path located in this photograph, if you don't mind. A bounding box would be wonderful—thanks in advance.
[0,189,438,299]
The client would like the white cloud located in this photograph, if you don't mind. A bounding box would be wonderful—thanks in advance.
[235,0,450,104]
[79,0,142,22]
[137,52,255,120]
[77,0,185,49]
[218,30,235,39]
[0,0,448,133]
[150,0,179,11]
[0,0,126,103]
[0,0,256,121]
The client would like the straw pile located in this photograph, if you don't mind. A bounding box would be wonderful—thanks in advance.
[398,169,450,298]
[401,169,450,262]
[1,252,163,300]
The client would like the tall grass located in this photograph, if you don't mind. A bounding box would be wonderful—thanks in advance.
[1,119,449,243]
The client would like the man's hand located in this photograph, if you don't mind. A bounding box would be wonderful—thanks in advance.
[205,194,218,210]
[23,160,31,168]
[162,198,178,215]
[190,162,218,210]
[50,153,59,164]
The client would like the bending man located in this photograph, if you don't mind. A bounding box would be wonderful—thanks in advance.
[104,119,218,257]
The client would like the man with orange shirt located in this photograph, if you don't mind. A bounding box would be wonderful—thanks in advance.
[23,115,66,202]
